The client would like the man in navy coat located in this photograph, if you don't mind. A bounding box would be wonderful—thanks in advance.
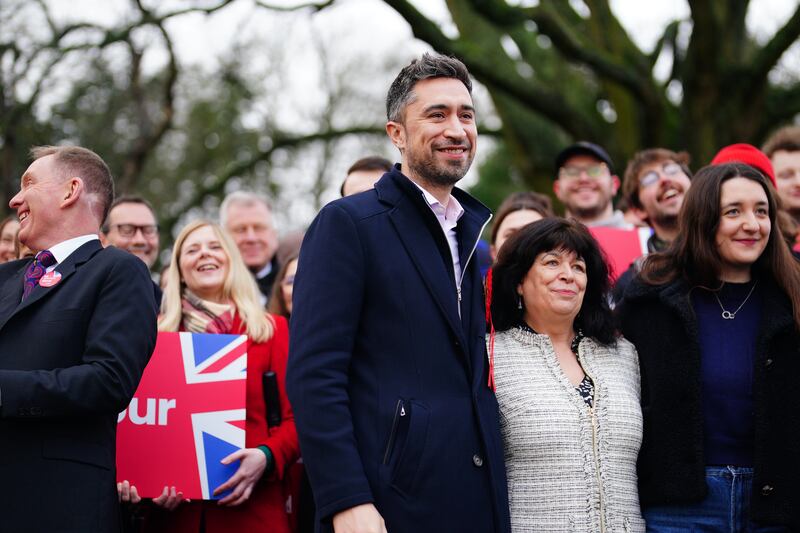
[0,146,158,532]
[287,54,510,533]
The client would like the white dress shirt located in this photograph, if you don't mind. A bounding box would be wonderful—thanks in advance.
[412,182,465,287]
[44,234,100,272]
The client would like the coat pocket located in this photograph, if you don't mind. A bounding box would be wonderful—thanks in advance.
[382,399,405,465]
[390,400,430,497]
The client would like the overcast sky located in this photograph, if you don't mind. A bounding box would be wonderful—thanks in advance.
[36,0,800,229]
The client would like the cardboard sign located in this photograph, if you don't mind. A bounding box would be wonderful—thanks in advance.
[116,332,248,500]
[588,226,652,282]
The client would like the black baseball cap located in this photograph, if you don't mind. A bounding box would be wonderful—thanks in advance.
[555,141,615,177]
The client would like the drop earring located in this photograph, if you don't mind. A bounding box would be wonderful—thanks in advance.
[517,295,523,310]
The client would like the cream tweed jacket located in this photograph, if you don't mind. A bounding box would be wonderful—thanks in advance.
[491,327,645,533]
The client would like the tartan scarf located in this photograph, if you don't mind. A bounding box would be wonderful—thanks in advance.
[181,290,235,334]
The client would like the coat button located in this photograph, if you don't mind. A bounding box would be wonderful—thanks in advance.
[472,454,484,467]
[761,484,774,496]
[765,358,773,368]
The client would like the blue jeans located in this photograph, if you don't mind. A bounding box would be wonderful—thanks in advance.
[643,466,788,532]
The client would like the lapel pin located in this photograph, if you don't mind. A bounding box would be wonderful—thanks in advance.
[39,271,62,288]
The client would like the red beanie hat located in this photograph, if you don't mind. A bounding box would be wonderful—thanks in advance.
[710,143,776,187]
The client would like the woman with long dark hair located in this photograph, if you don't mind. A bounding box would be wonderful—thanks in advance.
[618,163,800,531]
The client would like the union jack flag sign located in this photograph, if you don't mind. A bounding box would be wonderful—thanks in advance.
[116,332,248,499]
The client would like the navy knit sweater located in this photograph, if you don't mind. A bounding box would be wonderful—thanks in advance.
[692,281,762,467]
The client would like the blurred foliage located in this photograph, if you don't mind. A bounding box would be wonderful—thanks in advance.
[383,0,800,199]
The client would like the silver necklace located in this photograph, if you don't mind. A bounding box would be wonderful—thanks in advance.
[713,281,757,320]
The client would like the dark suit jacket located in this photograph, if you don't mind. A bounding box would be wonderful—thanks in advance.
[0,240,158,533]
[287,167,510,533]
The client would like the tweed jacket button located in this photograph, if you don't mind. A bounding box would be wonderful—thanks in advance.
[472,454,484,467]
[761,484,774,496]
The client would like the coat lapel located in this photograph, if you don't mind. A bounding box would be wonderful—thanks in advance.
[378,171,467,350]
[2,240,103,327]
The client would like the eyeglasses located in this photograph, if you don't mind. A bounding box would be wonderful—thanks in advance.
[639,162,684,188]
[110,224,159,237]
[559,163,608,181]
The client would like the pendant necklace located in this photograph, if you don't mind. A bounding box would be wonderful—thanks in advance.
[713,280,758,320]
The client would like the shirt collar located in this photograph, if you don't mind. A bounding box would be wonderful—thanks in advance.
[47,234,99,265]
[255,259,273,280]
[411,181,465,223]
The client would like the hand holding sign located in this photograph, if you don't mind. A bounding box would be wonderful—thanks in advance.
[214,448,268,506]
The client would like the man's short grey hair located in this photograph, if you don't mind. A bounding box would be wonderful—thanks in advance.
[386,53,473,123]
[219,191,273,228]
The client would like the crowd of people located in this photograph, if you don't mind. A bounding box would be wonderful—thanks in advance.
[1,51,799,533]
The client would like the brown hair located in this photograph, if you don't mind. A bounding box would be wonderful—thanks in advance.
[640,163,800,329]
[386,53,472,123]
[267,254,298,319]
[341,156,393,196]
[31,145,114,223]
[102,195,156,233]
[762,126,800,158]
[622,148,691,210]
[490,191,554,245]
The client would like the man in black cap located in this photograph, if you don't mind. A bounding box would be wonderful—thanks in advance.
[553,141,632,228]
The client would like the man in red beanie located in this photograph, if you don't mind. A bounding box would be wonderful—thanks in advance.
[710,143,777,187]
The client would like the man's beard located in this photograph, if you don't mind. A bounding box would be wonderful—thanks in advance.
[406,145,473,187]
[569,195,611,221]
[650,210,679,231]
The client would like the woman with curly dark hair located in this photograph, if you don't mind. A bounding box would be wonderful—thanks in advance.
[489,218,644,532]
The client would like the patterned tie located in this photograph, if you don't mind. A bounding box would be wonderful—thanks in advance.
[22,250,57,301]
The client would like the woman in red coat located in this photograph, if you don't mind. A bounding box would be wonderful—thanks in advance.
[134,220,299,532]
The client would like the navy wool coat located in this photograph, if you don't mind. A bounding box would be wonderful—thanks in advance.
[287,167,510,533]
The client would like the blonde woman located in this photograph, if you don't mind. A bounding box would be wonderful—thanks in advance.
[145,220,299,533]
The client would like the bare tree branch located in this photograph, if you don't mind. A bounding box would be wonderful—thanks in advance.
[384,0,599,138]
[254,0,334,13]
[746,4,800,96]
[161,126,386,233]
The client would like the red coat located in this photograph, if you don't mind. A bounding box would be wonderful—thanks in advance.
[145,314,299,533]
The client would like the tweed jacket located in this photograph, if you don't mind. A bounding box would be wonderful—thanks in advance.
[492,327,644,533]
[617,275,800,529]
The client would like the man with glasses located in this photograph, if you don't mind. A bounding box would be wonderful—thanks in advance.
[553,141,632,228]
[101,195,160,270]
[613,147,692,302]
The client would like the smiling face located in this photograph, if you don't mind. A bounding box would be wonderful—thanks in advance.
[386,77,476,189]
[554,154,619,223]
[103,202,160,268]
[224,201,278,272]
[635,159,691,229]
[178,225,231,303]
[716,177,771,282]
[9,154,67,251]
[518,248,587,327]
